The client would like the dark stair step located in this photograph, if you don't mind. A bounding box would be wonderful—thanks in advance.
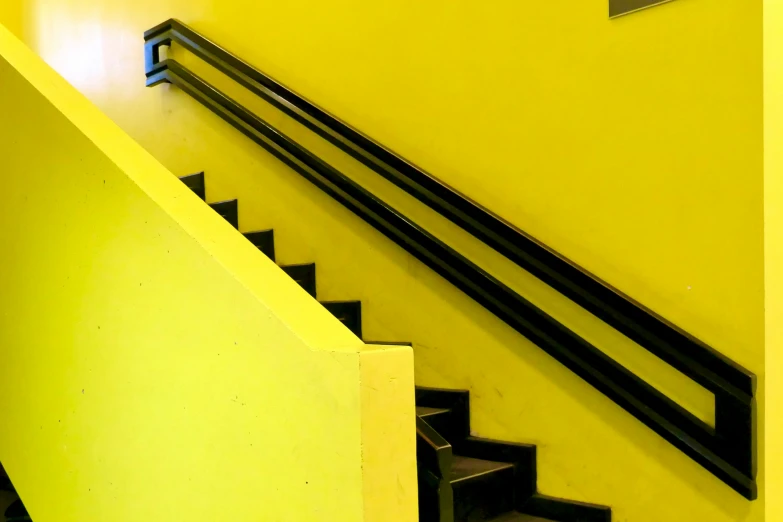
[179,172,205,200]
[5,498,31,521]
[416,406,458,444]
[209,199,239,229]
[452,456,514,484]
[416,387,470,443]
[452,455,516,522]
[176,171,370,343]
[244,230,275,261]
[417,406,451,418]
[488,513,555,522]
[416,386,610,522]
[281,264,316,297]
[321,301,362,338]
[0,465,12,492]
[521,495,611,522]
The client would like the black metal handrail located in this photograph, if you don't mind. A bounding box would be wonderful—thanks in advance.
[142,19,751,398]
[144,22,756,499]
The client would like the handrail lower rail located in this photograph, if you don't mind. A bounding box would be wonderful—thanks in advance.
[144,23,757,499]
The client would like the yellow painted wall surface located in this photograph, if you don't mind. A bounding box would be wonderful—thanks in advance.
[0,3,22,38]
[0,24,417,522]
[764,0,782,519]
[4,1,766,521]
[23,0,765,364]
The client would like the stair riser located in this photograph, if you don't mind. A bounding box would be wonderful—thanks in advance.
[416,388,470,442]
[322,302,362,338]
[209,200,239,229]
[420,409,463,446]
[244,230,275,261]
[180,172,205,201]
[453,467,515,522]
[282,264,317,297]
[454,438,537,506]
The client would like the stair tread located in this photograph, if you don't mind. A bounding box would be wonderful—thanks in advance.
[488,513,556,522]
[451,455,513,484]
[416,406,450,418]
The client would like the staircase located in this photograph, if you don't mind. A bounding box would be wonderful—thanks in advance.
[180,172,363,337]
[0,170,612,522]
[144,21,757,503]
[415,388,610,522]
[180,172,612,522]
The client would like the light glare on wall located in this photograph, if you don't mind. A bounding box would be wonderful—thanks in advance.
[34,5,106,91]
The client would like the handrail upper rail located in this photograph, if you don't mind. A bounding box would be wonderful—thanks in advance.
[144,22,757,499]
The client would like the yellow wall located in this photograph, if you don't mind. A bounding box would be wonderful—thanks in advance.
[25,0,765,363]
[0,24,416,522]
[0,3,22,38]
[4,1,766,521]
[764,0,782,519]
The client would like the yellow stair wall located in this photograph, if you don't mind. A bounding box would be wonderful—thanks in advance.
[764,0,783,518]
[0,2,21,38]
[0,1,769,521]
[0,24,417,522]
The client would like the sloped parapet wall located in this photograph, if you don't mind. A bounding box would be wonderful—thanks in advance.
[0,24,416,522]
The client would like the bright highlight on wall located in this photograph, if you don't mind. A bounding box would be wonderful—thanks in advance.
[33,5,109,93]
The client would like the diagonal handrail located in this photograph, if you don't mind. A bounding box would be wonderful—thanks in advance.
[144,23,757,499]
[143,19,752,400]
